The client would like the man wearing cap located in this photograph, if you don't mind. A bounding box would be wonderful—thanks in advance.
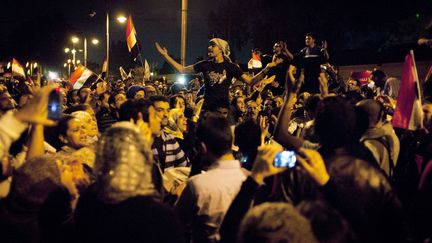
[155,38,278,110]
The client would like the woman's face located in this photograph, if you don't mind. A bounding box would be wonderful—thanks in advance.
[176,97,186,113]
[62,118,88,149]
[82,111,99,137]
[177,112,188,133]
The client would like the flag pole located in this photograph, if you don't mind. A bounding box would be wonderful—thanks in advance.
[410,50,424,128]
[410,50,422,101]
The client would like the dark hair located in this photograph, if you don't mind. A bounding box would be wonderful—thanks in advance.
[304,94,321,118]
[44,115,75,150]
[297,200,358,243]
[196,114,232,157]
[67,90,79,105]
[64,104,93,114]
[315,96,359,149]
[169,94,185,109]
[235,119,261,170]
[108,91,126,106]
[306,32,316,39]
[149,95,169,104]
[119,98,153,123]
[235,119,261,153]
[207,98,230,112]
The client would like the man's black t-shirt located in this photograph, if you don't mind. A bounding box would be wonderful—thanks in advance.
[193,60,243,109]
[299,45,328,93]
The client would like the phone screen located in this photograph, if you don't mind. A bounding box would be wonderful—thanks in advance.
[273,151,296,168]
[48,87,62,120]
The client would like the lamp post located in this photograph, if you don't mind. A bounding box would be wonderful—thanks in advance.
[181,0,188,66]
[105,14,127,80]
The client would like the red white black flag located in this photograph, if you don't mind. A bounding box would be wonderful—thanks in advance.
[70,65,100,90]
[126,15,142,65]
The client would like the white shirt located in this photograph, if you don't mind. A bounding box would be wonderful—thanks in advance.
[175,159,247,243]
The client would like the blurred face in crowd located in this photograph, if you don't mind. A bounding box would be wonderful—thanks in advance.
[145,86,157,97]
[0,92,17,111]
[177,111,188,133]
[305,35,315,47]
[273,43,282,54]
[175,96,186,113]
[208,42,223,59]
[114,93,127,110]
[60,88,68,106]
[263,99,274,113]
[60,118,88,149]
[70,90,80,105]
[79,88,91,103]
[347,78,361,92]
[275,97,283,108]
[216,107,229,118]
[101,93,110,109]
[154,101,170,127]
[134,90,145,99]
[236,97,246,113]
[83,109,98,137]
[234,89,243,97]
[247,100,260,121]
[148,106,162,137]
[423,103,432,131]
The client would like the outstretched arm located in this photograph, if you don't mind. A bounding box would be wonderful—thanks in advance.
[241,60,280,86]
[155,42,195,74]
[273,65,304,150]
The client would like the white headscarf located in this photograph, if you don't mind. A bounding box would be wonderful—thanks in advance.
[94,122,157,203]
[210,38,231,62]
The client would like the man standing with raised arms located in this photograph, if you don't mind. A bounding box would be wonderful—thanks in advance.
[155,38,278,110]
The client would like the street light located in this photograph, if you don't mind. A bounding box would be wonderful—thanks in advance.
[64,48,70,53]
[71,49,77,66]
[105,13,128,80]
[117,15,127,23]
[71,37,79,44]
[92,38,99,45]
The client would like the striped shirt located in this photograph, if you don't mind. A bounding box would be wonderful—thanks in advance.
[152,131,189,171]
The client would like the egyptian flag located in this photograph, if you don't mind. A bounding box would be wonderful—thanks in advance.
[392,51,423,130]
[101,56,108,80]
[12,58,26,79]
[126,15,142,65]
[248,51,262,69]
[69,65,100,90]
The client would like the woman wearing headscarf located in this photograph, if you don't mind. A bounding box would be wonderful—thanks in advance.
[74,122,183,243]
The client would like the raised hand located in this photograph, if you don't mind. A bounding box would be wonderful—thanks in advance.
[251,144,285,184]
[14,84,58,126]
[296,148,330,186]
[155,42,168,56]
[130,112,153,144]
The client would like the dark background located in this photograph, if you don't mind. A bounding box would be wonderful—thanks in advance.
[1,0,432,74]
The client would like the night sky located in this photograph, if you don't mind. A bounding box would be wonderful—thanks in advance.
[0,0,215,69]
[1,0,431,73]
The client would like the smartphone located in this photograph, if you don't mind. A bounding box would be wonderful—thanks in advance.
[273,150,296,168]
[241,154,248,163]
[48,87,63,120]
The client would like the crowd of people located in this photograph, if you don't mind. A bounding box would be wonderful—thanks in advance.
[0,33,431,243]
